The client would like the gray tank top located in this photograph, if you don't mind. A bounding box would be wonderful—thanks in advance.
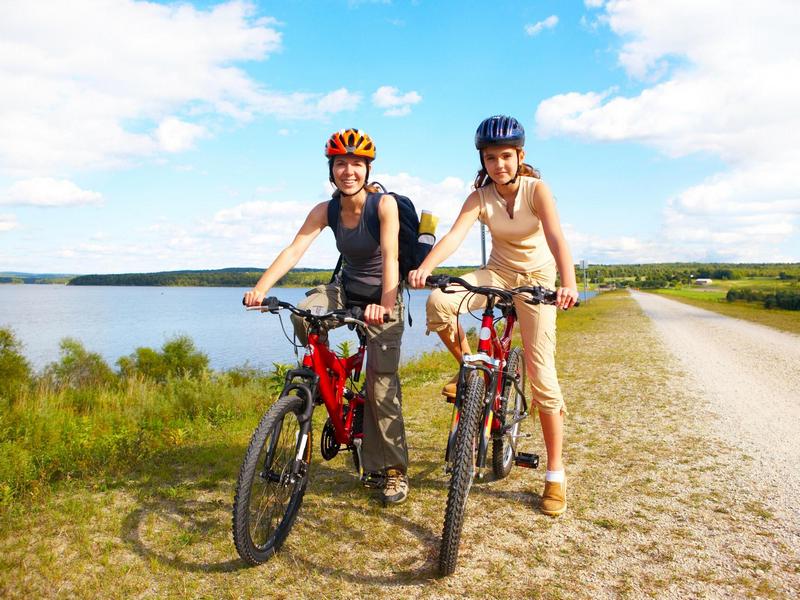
[336,204,383,290]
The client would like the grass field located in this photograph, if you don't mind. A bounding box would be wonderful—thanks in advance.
[1,292,798,598]
[649,286,800,335]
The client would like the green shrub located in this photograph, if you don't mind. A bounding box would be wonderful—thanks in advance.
[117,335,209,382]
[0,328,32,400]
[43,338,116,389]
[727,287,800,310]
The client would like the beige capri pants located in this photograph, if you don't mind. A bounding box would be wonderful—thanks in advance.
[426,264,565,415]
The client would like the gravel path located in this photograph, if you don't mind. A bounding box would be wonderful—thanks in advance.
[630,291,800,525]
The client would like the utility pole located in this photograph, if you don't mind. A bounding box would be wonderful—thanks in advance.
[480,223,487,267]
[580,259,588,303]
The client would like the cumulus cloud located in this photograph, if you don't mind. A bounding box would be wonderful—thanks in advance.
[525,15,558,37]
[0,1,360,175]
[1,178,103,207]
[0,213,19,232]
[535,0,800,261]
[156,117,207,153]
[41,173,487,272]
[372,86,422,117]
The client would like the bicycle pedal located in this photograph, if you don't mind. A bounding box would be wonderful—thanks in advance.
[514,452,540,469]
[361,471,386,489]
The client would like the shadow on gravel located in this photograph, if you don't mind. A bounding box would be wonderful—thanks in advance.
[119,440,250,573]
[279,462,440,584]
[118,443,440,582]
[118,436,539,582]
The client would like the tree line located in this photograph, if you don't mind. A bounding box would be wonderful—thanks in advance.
[34,262,800,289]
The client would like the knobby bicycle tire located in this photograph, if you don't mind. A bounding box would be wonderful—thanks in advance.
[439,371,485,576]
[232,395,311,565]
[492,346,524,479]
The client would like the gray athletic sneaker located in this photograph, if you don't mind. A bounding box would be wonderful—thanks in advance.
[382,468,409,505]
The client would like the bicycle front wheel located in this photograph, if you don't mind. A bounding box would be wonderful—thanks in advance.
[232,395,311,565]
[439,371,485,576]
[492,346,524,479]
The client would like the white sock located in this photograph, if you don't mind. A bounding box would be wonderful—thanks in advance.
[545,469,565,483]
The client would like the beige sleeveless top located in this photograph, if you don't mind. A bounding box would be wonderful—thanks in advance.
[477,176,555,274]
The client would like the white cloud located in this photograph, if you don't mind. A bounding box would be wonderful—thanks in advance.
[0,1,360,175]
[40,173,487,272]
[535,0,800,261]
[525,15,559,37]
[0,213,19,232]
[371,86,422,117]
[156,117,207,153]
[584,0,604,8]
[371,172,489,265]
[1,178,103,207]
[315,88,362,115]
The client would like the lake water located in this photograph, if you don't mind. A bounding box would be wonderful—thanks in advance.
[0,285,595,372]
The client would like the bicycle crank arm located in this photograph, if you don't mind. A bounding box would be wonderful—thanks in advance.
[499,411,529,433]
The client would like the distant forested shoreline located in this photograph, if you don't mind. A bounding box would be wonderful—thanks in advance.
[3,262,798,288]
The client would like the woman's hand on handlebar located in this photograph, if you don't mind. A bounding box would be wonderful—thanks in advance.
[243,288,266,307]
[364,303,391,325]
[407,267,431,289]
[556,286,579,310]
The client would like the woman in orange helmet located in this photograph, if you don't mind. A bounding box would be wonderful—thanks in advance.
[244,129,410,505]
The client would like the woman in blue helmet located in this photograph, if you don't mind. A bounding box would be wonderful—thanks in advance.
[408,116,578,516]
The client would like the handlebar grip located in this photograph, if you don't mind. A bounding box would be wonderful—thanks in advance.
[425,274,450,288]
[383,313,390,324]
[262,296,280,310]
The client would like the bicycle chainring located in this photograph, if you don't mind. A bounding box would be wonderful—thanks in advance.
[320,417,340,460]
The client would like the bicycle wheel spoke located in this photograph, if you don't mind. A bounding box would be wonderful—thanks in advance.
[248,414,300,547]
[233,395,311,564]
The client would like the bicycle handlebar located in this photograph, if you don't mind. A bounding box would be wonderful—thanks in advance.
[245,296,389,327]
[425,275,579,307]
[425,274,516,302]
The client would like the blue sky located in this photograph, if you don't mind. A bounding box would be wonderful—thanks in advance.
[1,0,798,274]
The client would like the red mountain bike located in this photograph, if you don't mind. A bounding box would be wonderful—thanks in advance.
[426,275,567,576]
[232,296,385,566]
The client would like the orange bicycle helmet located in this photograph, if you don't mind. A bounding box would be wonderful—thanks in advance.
[324,129,376,161]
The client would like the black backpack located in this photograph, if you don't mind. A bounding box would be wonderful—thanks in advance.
[327,183,433,323]
[327,182,432,281]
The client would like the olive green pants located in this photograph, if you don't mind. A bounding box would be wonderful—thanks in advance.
[291,283,408,473]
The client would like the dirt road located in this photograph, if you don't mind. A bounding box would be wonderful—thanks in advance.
[630,290,800,524]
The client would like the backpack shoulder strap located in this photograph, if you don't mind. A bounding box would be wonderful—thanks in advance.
[327,195,341,231]
[363,191,382,242]
[327,195,342,283]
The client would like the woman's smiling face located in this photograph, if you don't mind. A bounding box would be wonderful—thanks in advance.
[332,155,368,194]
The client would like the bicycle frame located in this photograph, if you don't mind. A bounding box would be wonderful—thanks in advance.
[253,301,370,473]
[456,294,519,476]
[299,327,366,446]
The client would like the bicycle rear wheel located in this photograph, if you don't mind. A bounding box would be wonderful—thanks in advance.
[439,371,485,576]
[232,395,311,565]
[492,346,524,479]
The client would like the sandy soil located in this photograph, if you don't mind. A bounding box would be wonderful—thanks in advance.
[631,291,800,531]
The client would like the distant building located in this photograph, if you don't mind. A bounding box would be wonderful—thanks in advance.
[694,278,712,285]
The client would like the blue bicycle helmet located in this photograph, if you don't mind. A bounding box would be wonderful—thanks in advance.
[474,115,525,149]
